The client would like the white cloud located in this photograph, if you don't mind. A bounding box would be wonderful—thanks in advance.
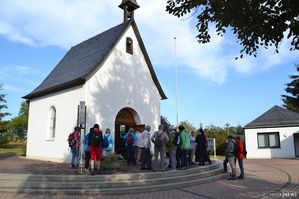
[0,0,298,84]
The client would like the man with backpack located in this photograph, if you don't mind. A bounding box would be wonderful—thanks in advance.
[124,128,137,165]
[151,124,169,172]
[89,124,103,175]
[226,135,236,180]
[68,127,80,169]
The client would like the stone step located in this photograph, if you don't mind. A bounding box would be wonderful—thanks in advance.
[0,160,222,182]
[0,173,227,195]
[0,159,227,194]
[0,167,223,189]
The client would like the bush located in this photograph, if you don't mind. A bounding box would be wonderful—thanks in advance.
[0,135,9,148]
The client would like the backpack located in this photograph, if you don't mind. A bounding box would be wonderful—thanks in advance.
[68,132,76,148]
[89,130,103,147]
[173,132,180,146]
[102,134,109,148]
[127,133,134,145]
[154,131,164,148]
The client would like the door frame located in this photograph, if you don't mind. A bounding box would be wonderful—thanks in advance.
[294,133,299,157]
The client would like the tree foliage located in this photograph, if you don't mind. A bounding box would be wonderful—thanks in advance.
[6,101,29,140]
[161,115,174,132]
[179,120,196,132]
[0,84,10,122]
[166,0,299,58]
[0,84,10,147]
[282,64,299,113]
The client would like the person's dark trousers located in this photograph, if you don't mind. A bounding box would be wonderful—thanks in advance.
[176,147,182,169]
[223,157,228,172]
[84,151,91,169]
[127,145,136,165]
[141,147,152,169]
[181,149,189,168]
[237,158,244,177]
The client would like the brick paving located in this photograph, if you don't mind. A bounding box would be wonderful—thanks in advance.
[0,157,298,199]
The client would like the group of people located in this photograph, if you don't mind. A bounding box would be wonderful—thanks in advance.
[224,135,246,180]
[68,124,113,175]
[124,124,212,172]
[69,123,246,176]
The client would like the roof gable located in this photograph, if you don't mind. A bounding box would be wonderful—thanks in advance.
[244,105,299,129]
[23,20,166,100]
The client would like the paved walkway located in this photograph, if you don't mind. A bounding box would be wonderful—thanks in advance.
[0,157,298,199]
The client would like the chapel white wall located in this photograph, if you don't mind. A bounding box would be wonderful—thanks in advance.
[84,26,161,142]
[26,86,84,162]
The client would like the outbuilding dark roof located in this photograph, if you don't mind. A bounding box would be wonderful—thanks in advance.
[23,20,167,100]
[244,105,299,129]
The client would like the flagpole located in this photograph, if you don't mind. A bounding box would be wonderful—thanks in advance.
[174,37,179,128]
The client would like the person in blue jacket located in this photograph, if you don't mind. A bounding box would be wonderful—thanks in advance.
[83,128,92,170]
[124,128,137,165]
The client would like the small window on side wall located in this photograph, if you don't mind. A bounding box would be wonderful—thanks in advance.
[47,106,56,140]
[126,37,133,54]
[257,132,280,148]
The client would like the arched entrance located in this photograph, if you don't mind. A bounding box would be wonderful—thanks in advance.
[114,108,144,157]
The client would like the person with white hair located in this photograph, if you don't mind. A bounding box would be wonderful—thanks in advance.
[140,125,152,170]
[151,124,169,172]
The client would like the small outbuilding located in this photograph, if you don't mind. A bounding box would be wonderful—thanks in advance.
[244,105,299,158]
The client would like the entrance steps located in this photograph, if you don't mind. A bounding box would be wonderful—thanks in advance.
[0,159,226,195]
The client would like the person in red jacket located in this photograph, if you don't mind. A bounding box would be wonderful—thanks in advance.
[235,136,245,179]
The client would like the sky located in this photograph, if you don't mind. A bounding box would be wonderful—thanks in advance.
[0,0,298,128]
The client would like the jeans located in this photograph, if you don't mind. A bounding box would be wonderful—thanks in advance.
[154,146,165,171]
[141,147,151,169]
[169,148,177,170]
[181,149,189,168]
[176,147,182,169]
[228,156,236,175]
[127,145,136,165]
[237,158,244,177]
[223,157,228,172]
[84,151,90,169]
[71,147,79,166]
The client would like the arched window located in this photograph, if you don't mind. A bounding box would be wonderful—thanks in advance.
[47,106,56,140]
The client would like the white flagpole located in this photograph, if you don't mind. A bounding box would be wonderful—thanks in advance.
[174,37,179,128]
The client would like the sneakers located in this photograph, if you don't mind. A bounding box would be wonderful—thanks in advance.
[227,175,237,180]
[237,175,244,179]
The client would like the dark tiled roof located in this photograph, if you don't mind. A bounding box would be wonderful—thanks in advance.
[244,105,299,129]
[23,20,166,100]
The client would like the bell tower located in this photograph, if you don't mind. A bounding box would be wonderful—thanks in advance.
[119,0,140,23]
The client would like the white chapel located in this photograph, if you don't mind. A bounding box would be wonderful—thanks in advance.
[23,0,167,162]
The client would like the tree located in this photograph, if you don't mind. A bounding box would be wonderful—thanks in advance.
[0,84,10,147]
[0,84,10,122]
[282,64,299,113]
[6,101,29,140]
[161,115,174,132]
[179,120,196,132]
[166,0,299,58]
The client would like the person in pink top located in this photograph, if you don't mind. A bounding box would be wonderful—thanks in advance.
[70,127,80,168]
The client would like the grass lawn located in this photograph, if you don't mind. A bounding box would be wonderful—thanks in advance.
[0,141,26,157]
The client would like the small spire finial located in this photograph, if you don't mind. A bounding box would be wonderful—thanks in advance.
[119,0,140,22]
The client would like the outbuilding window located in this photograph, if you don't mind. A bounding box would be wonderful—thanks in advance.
[126,37,133,54]
[257,132,280,148]
[47,106,56,140]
